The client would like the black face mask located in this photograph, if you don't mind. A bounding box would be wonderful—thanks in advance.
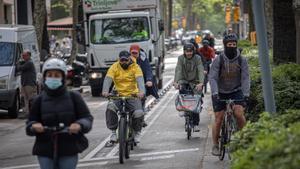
[120,60,132,69]
[225,47,237,59]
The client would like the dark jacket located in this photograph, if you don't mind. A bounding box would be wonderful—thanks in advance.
[17,59,37,86]
[26,86,93,158]
[136,50,159,99]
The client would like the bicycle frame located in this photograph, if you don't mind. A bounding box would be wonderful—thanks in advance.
[219,99,240,160]
[108,96,136,164]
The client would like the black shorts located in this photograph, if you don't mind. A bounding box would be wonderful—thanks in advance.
[212,90,245,112]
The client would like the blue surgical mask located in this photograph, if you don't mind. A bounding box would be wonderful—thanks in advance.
[45,77,62,90]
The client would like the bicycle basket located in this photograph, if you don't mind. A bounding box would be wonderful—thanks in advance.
[175,94,202,113]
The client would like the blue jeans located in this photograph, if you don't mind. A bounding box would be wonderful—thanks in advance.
[38,155,78,169]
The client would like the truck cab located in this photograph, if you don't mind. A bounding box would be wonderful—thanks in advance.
[82,0,165,96]
[0,25,40,118]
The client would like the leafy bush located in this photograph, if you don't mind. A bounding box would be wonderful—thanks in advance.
[247,61,300,122]
[230,110,300,169]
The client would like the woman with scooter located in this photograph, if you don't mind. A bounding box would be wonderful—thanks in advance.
[26,58,93,169]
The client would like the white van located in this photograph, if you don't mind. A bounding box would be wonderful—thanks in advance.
[0,25,40,118]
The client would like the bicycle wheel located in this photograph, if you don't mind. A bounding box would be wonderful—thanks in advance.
[125,130,132,159]
[186,115,192,140]
[219,121,226,161]
[119,117,127,164]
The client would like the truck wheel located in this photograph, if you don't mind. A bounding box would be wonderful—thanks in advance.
[158,78,163,89]
[91,87,101,97]
[8,93,20,119]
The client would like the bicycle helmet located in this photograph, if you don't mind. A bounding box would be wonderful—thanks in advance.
[42,58,67,77]
[202,40,210,46]
[223,33,238,45]
[183,43,195,52]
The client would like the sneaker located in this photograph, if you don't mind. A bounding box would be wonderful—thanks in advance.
[134,132,142,143]
[110,130,117,142]
[194,125,200,132]
[211,145,220,156]
[142,120,148,128]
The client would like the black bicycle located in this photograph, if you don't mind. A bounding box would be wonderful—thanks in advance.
[43,123,69,169]
[218,99,240,161]
[108,96,136,164]
[178,84,202,140]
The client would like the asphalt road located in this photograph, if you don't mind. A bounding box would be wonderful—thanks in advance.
[0,46,228,169]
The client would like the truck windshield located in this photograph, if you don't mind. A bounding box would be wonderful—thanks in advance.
[0,42,15,66]
[90,17,150,44]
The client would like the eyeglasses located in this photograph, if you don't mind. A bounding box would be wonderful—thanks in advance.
[185,50,193,53]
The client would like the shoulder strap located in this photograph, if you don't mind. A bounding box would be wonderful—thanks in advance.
[219,54,223,77]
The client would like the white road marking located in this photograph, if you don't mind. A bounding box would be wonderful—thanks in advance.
[2,148,199,169]
[77,161,108,168]
[140,154,174,161]
[1,164,39,169]
[105,87,177,157]
[80,147,199,163]
[82,79,174,160]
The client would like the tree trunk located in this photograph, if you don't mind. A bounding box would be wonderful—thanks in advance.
[248,0,255,39]
[295,10,300,64]
[294,0,300,64]
[33,0,47,55]
[167,0,172,37]
[273,0,296,64]
[70,0,79,64]
[185,0,193,31]
[264,0,273,48]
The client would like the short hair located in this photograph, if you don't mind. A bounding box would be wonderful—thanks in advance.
[23,49,31,56]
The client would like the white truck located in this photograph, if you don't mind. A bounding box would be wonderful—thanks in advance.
[0,25,41,118]
[82,0,165,96]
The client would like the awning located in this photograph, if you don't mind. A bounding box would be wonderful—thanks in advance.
[47,27,73,31]
[47,17,73,31]
[48,17,73,26]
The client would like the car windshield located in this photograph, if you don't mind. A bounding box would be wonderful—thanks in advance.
[0,42,15,66]
[90,17,150,44]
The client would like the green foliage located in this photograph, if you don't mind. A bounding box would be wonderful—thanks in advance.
[230,110,300,169]
[242,44,300,122]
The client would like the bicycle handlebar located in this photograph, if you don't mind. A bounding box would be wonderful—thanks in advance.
[43,123,69,133]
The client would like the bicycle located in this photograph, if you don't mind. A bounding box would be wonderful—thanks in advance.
[42,123,69,169]
[176,84,202,140]
[218,99,241,161]
[108,96,136,164]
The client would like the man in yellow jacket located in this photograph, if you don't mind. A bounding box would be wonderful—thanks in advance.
[102,51,145,144]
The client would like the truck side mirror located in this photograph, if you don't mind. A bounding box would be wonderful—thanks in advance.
[159,20,164,32]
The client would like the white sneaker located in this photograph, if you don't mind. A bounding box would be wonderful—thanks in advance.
[134,132,142,143]
[178,111,185,117]
[194,125,200,132]
[110,130,117,142]
[212,145,220,156]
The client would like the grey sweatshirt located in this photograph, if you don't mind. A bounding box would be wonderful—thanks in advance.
[209,50,250,96]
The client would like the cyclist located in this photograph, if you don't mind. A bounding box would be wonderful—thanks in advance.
[102,51,145,144]
[203,33,215,49]
[26,58,93,169]
[209,34,250,156]
[198,40,215,72]
[174,43,205,132]
[198,40,215,92]
[130,44,159,127]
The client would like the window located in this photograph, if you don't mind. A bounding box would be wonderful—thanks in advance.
[90,17,150,44]
[0,42,16,66]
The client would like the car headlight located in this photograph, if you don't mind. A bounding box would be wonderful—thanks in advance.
[90,72,102,79]
[0,76,8,89]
